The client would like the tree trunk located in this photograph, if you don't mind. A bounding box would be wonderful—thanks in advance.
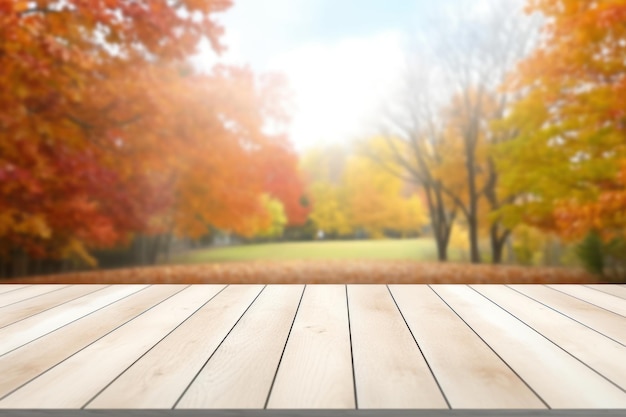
[468,214,481,263]
[436,238,448,262]
[489,224,511,265]
[491,232,504,264]
[464,116,482,264]
[425,185,455,262]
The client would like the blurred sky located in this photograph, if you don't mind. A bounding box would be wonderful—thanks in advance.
[194,0,494,152]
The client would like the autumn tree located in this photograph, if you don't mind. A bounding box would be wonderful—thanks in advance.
[303,141,428,239]
[347,138,428,238]
[498,0,626,276]
[1,0,227,270]
[499,0,626,233]
[301,145,353,237]
[375,0,537,263]
[0,0,301,276]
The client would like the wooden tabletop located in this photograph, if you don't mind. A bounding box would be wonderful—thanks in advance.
[0,284,625,409]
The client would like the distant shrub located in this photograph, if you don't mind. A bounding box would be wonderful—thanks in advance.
[575,231,605,275]
[575,231,626,282]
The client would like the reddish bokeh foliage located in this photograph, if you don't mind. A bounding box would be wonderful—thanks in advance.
[0,0,303,263]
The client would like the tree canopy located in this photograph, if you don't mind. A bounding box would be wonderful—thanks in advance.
[0,0,305,266]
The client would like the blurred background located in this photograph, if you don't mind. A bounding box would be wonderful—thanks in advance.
[1,0,625,281]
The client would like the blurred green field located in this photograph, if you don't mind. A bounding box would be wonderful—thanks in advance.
[171,238,465,264]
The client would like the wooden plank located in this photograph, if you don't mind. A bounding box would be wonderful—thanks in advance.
[548,285,626,317]
[176,285,304,409]
[267,285,354,409]
[0,285,224,408]
[0,285,147,356]
[389,285,545,409]
[347,285,447,409]
[511,285,626,345]
[474,285,626,391]
[0,285,28,296]
[0,285,107,328]
[87,285,264,409]
[0,285,183,399]
[433,285,626,408]
[586,285,626,300]
[0,285,67,308]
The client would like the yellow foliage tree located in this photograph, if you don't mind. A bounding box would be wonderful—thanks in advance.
[254,194,287,239]
[303,140,429,238]
[307,182,352,237]
[344,153,427,238]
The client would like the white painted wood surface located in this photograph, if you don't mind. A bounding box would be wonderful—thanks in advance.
[474,285,626,391]
[433,285,626,408]
[0,285,183,399]
[0,285,224,408]
[510,285,626,345]
[586,284,626,300]
[0,285,68,309]
[0,284,624,410]
[348,285,448,409]
[88,285,261,408]
[176,285,304,409]
[0,285,28,296]
[548,285,626,317]
[0,285,107,328]
[268,285,355,409]
[0,285,147,356]
[389,285,545,409]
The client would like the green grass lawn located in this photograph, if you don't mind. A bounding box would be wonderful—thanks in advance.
[171,238,465,264]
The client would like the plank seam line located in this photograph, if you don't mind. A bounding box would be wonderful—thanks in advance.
[263,285,307,409]
[83,284,230,409]
[547,286,626,319]
[584,285,626,300]
[387,285,451,410]
[0,285,71,310]
[0,284,191,403]
[0,285,112,330]
[507,285,626,348]
[172,284,269,409]
[345,284,358,409]
[429,285,550,410]
[471,286,626,395]
[0,286,28,297]
[0,285,152,358]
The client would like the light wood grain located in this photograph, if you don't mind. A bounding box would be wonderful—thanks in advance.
[389,285,545,409]
[548,285,626,317]
[0,285,147,356]
[267,285,354,409]
[1,284,625,410]
[0,285,67,308]
[474,285,626,391]
[0,285,223,408]
[0,285,183,399]
[586,285,626,300]
[510,285,626,345]
[0,285,28,296]
[433,285,626,408]
[176,285,304,409]
[0,285,107,328]
[347,285,447,409]
[87,285,263,409]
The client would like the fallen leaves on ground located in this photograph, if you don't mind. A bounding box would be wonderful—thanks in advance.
[0,260,601,284]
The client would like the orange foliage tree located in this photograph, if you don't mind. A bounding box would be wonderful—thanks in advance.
[0,0,302,273]
[499,0,626,242]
